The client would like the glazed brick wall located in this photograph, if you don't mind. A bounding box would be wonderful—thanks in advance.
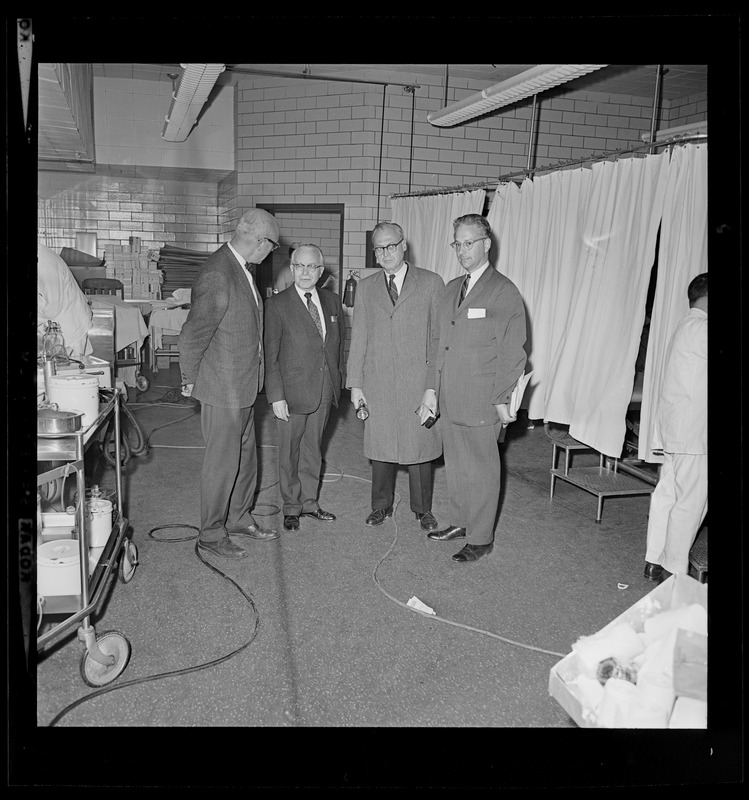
[38,172,222,255]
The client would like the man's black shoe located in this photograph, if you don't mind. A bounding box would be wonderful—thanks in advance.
[365,508,393,526]
[198,537,248,559]
[415,511,438,531]
[427,525,466,541]
[452,543,493,563]
[300,509,336,521]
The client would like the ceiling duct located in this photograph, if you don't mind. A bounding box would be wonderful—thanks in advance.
[162,63,226,142]
[428,64,608,127]
[38,62,96,172]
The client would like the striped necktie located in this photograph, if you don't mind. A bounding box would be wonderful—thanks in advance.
[459,274,470,304]
[305,292,324,338]
[388,274,399,305]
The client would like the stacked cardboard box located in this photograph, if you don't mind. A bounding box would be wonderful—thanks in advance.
[103,243,163,299]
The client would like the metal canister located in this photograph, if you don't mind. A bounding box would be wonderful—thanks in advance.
[42,356,56,399]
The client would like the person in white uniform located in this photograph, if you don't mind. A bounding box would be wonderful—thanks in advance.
[644,272,708,583]
[37,242,94,358]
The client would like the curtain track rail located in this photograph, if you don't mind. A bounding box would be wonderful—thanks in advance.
[390,133,707,199]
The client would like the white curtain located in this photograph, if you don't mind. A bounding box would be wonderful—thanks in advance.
[639,143,708,462]
[391,189,486,282]
[488,153,670,456]
[489,169,592,421]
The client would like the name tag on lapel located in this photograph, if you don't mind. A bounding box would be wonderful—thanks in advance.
[330,315,338,322]
[467,308,486,319]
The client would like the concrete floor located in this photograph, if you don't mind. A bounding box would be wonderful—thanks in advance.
[21,363,725,785]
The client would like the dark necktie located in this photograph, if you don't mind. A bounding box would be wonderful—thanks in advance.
[459,275,470,304]
[305,292,324,338]
[388,274,399,305]
[244,263,259,305]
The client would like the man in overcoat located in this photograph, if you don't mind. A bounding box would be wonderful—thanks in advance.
[346,222,445,531]
[179,208,280,559]
[264,244,346,531]
[421,214,527,563]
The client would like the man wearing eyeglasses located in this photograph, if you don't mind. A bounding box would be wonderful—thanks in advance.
[346,221,445,532]
[264,244,345,531]
[421,214,527,563]
[179,208,281,559]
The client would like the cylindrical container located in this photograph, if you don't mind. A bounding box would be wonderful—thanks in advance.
[37,539,81,597]
[43,357,56,399]
[85,498,113,546]
[47,374,100,427]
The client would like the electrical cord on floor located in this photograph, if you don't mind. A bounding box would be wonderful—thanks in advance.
[321,468,568,659]
[46,525,261,727]
[45,416,564,725]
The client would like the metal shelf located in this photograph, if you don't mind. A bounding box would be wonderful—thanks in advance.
[550,464,655,523]
[36,388,136,684]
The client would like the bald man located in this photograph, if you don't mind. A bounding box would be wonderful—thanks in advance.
[180,208,282,558]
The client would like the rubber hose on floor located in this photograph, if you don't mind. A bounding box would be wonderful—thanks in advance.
[122,401,148,456]
[102,419,132,467]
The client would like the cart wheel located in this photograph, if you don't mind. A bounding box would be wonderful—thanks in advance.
[79,630,131,687]
[135,374,150,393]
[118,540,139,584]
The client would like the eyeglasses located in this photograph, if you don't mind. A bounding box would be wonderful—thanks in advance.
[450,237,488,252]
[291,263,322,273]
[373,239,404,256]
[259,237,280,251]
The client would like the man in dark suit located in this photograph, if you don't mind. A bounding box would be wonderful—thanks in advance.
[421,213,527,563]
[264,244,345,531]
[179,208,281,559]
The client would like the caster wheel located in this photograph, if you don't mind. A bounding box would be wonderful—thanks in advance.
[118,540,139,584]
[135,374,150,393]
[79,631,131,687]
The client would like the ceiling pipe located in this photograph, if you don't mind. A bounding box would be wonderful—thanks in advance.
[648,65,665,154]
[220,64,420,90]
[526,94,538,172]
[427,64,607,127]
[162,63,226,142]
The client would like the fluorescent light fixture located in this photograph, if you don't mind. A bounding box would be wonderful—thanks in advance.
[162,63,225,142]
[427,64,608,127]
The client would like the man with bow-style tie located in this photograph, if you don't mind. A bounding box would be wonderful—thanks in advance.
[179,208,281,559]
[421,214,527,563]
[264,244,346,531]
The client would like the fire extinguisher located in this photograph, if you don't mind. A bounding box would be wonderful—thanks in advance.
[344,271,359,307]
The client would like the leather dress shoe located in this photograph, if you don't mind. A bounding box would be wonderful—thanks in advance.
[644,561,665,581]
[300,508,336,521]
[198,537,248,559]
[366,507,393,526]
[283,515,300,531]
[225,522,279,540]
[415,511,438,531]
[452,543,493,563]
[427,525,466,541]
[656,568,673,585]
